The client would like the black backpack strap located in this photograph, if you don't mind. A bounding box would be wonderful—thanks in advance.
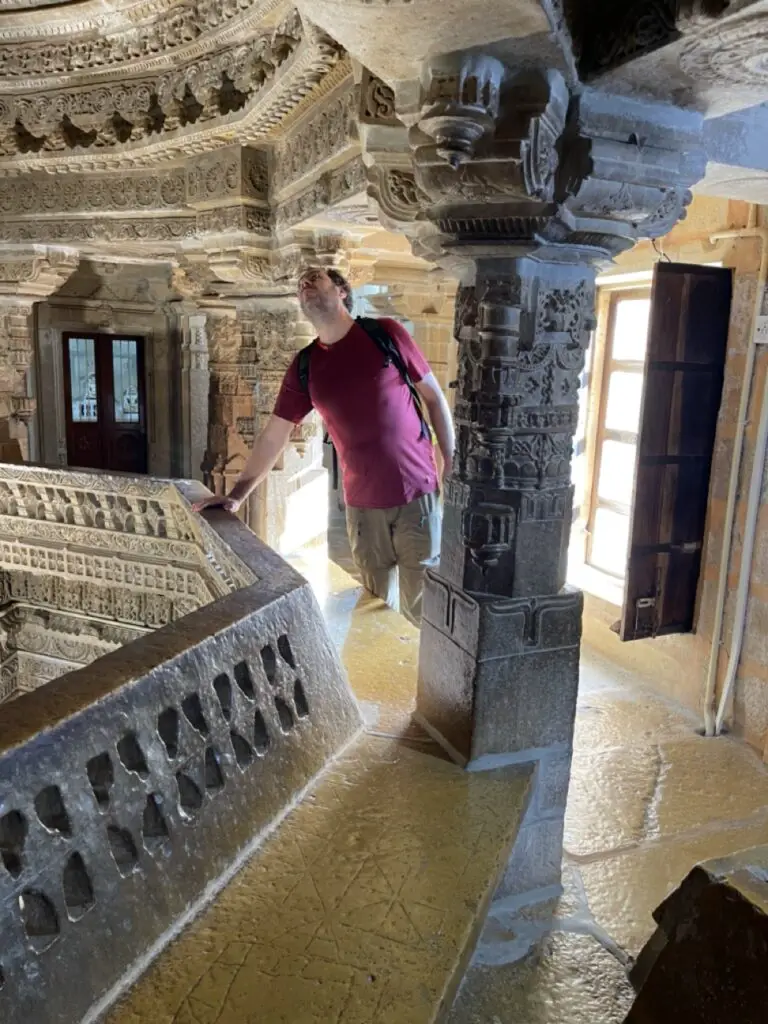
[356,317,431,441]
[297,341,318,394]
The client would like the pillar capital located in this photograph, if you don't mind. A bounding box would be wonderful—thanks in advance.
[408,62,706,267]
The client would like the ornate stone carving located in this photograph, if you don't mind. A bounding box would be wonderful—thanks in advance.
[0,217,196,244]
[275,155,366,227]
[273,88,357,194]
[417,55,505,168]
[359,68,398,126]
[410,52,707,803]
[0,0,288,80]
[197,206,271,235]
[0,171,186,216]
[185,146,269,205]
[680,9,768,85]
[0,11,346,172]
[0,248,78,297]
[367,164,427,228]
[573,0,731,79]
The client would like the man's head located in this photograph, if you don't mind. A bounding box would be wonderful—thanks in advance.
[297,266,353,320]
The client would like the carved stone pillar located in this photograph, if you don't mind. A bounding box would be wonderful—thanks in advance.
[402,57,706,896]
[0,302,35,461]
[0,249,79,462]
[172,304,209,481]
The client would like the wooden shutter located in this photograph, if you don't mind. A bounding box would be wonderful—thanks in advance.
[619,263,732,641]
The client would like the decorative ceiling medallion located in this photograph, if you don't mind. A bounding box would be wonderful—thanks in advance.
[680,13,768,86]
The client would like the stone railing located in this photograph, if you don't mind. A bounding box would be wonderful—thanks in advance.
[0,473,362,1024]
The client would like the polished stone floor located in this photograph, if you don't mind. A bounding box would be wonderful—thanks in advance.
[107,541,768,1023]
[449,644,768,1023]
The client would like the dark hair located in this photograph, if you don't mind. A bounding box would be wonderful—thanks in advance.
[326,268,354,313]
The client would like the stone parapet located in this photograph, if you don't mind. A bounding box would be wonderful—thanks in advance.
[0,475,362,1024]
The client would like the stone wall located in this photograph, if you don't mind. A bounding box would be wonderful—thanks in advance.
[580,195,768,759]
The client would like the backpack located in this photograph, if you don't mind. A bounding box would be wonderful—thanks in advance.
[296,316,431,442]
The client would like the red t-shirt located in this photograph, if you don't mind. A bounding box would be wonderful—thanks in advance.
[274,318,438,509]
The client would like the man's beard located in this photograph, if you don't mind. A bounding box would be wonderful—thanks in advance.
[300,291,336,318]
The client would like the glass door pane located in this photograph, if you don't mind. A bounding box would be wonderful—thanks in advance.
[111,340,140,423]
[68,338,98,423]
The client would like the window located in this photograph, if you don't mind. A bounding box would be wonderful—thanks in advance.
[586,291,652,578]
[574,263,733,640]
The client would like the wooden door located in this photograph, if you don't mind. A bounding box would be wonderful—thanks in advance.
[63,333,148,474]
[619,263,732,641]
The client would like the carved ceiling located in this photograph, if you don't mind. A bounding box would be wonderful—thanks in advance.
[1,0,768,267]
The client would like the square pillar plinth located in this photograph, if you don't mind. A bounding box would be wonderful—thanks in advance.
[417,570,582,895]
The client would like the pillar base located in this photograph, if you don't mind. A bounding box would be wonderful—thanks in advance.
[418,571,582,764]
[418,572,582,894]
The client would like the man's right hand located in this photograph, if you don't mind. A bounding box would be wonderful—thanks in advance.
[191,494,242,514]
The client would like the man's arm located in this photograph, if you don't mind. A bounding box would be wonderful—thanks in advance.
[191,415,294,513]
[416,373,455,481]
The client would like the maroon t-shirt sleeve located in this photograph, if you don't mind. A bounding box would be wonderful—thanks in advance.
[273,354,314,423]
[380,318,431,382]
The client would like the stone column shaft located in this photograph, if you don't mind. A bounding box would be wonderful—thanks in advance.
[177,309,209,481]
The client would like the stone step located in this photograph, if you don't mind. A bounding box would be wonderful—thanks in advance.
[105,730,532,1024]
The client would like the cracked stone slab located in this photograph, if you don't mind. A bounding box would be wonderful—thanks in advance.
[565,733,768,860]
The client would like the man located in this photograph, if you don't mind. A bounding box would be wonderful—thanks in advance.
[193,266,455,626]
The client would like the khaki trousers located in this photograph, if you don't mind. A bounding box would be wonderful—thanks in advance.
[345,491,441,626]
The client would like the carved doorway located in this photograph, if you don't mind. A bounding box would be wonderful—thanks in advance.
[62,333,148,474]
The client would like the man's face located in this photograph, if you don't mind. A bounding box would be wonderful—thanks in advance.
[298,268,346,317]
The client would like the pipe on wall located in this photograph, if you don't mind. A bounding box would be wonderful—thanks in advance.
[703,212,768,736]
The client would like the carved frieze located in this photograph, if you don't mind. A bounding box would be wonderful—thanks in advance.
[197,205,271,235]
[0,11,346,172]
[0,171,186,216]
[0,217,197,245]
[3,26,301,156]
[273,88,357,194]
[0,0,289,81]
[185,146,269,206]
[275,155,366,228]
